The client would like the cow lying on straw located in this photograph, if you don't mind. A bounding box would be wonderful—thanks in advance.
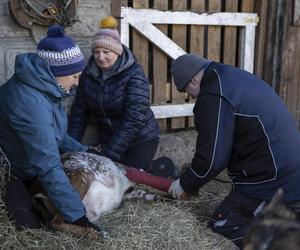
[31,152,163,239]
[244,189,300,250]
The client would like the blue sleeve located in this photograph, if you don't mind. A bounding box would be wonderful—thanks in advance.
[180,95,235,192]
[59,134,88,153]
[68,73,89,142]
[102,66,150,161]
[10,102,85,222]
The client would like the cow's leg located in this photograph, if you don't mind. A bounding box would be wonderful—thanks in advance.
[32,193,56,225]
[50,214,102,240]
[124,187,163,201]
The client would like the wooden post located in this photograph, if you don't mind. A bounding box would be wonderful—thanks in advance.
[239,0,255,69]
[254,0,269,78]
[188,0,205,127]
[207,0,221,62]
[171,0,187,129]
[153,0,168,130]
[132,0,149,76]
[110,0,127,32]
[223,0,238,66]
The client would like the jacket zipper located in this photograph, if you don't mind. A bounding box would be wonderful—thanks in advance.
[86,71,114,131]
[98,87,114,130]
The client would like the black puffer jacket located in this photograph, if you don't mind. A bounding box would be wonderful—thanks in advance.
[68,45,160,161]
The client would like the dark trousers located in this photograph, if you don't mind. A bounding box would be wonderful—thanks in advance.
[120,138,159,172]
[2,174,41,229]
[209,189,264,249]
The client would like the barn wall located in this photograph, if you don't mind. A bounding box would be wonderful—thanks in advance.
[278,0,300,126]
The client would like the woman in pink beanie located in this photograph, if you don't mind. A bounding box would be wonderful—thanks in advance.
[69,17,161,173]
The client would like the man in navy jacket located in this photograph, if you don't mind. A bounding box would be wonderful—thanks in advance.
[169,53,300,248]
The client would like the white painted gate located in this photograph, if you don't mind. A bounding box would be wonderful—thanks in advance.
[120,7,258,119]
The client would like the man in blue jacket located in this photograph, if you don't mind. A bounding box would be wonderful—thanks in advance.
[0,25,99,232]
[169,53,300,248]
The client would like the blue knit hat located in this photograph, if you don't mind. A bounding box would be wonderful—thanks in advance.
[37,25,85,77]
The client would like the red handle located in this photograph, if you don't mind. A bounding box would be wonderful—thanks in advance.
[125,167,173,193]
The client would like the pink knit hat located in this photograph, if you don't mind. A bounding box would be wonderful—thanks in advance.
[91,16,123,55]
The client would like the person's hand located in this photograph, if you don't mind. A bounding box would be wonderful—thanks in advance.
[86,145,103,156]
[72,215,101,233]
[168,179,186,200]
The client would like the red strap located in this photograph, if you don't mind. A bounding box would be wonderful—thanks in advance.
[125,167,173,193]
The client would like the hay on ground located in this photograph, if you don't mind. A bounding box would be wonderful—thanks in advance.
[0,172,237,250]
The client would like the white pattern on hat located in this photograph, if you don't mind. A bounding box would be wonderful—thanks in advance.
[37,46,84,67]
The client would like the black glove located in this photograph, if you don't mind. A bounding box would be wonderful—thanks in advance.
[86,148,102,155]
[86,145,103,156]
[72,215,101,233]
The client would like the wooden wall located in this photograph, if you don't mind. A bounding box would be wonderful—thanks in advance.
[112,0,300,129]
[277,1,300,126]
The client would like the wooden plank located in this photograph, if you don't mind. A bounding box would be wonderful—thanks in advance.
[277,0,300,127]
[110,0,127,33]
[295,33,300,124]
[190,0,205,55]
[121,8,258,26]
[188,0,205,127]
[241,25,256,73]
[256,1,277,85]
[254,0,268,77]
[171,0,187,129]
[153,0,168,130]
[151,104,194,119]
[239,0,255,68]
[223,0,238,66]
[110,0,121,18]
[280,26,300,124]
[129,22,186,59]
[241,0,255,12]
[132,0,149,75]
[207,0,222,62]
[120,18,130,47]
[294,0,300,25]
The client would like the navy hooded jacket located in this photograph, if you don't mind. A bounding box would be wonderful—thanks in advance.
[180,62,300,202]
[68,45,160,161]
[0,53,87,222]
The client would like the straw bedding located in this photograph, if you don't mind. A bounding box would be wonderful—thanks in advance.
[0,169,237,250]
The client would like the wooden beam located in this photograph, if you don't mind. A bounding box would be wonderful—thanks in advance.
[121,7,258,26]
[131,22,186,59]
[241,25,256,73]
[294,0,300,25]
[151,104,194,119]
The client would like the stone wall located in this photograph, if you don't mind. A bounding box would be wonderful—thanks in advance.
[155,130,197,168]
[0,0,110,84]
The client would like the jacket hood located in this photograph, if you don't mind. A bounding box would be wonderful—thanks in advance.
[14,53,64,99]
[85,45,135,79]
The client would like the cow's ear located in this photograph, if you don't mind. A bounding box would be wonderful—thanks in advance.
[267,188,284,210]
[262,188,296,220]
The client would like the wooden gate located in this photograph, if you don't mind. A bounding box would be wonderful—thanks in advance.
[111,0,268,131]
